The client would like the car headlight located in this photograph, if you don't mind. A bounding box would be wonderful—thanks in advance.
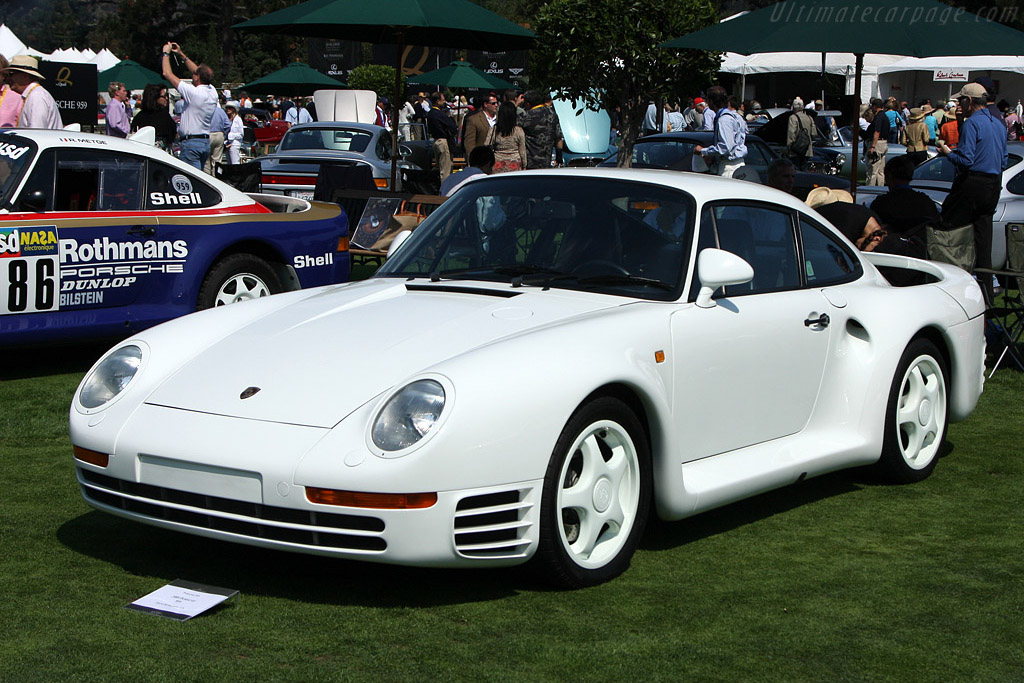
[79,345,143,409]
[371,379,445,452]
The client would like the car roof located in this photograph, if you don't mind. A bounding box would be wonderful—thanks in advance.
[287,121,385,133]
[1,128,257,207]
[460,166,814,213]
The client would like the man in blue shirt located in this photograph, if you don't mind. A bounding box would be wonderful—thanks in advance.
[694,87,749,179]
[936,82,1008,296]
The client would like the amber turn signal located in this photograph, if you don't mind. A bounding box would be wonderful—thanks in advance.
[306,487,437,509]
[337,235,349,252]
[73,445,109,468]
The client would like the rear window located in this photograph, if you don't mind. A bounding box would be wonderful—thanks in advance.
[280,128,372,153]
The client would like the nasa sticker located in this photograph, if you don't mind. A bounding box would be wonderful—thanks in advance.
[171,174,193,195]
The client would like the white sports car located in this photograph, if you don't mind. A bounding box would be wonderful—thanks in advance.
[70,169,986,587]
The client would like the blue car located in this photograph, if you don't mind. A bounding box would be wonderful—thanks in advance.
[0,130,350,346]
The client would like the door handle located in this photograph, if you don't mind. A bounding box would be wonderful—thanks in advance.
[127,225,156,237]
[804,313,830,328]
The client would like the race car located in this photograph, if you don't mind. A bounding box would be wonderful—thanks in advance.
[0,129,350,346]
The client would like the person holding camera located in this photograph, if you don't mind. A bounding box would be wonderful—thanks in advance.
[161,41,218,170]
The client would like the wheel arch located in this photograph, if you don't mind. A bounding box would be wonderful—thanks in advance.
[200,239,299,303]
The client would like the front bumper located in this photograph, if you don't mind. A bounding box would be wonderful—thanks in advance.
[72,401,542,567]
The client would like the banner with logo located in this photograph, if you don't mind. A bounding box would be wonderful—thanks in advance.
[465,50,529,90]
[933,69,968,82]
[37,61,97,127]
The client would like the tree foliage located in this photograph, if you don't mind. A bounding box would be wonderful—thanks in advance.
[347,64,406,102]
[531,0,721,167]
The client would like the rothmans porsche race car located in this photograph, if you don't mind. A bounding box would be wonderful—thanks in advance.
[0,129,349,346]
[70,169,986,587]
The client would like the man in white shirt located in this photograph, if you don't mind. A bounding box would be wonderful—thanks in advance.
[2,56,63,129]
[285,98,312,126]
[162,41,218,170]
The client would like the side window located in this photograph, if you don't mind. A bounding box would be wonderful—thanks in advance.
[745,142,771,171]
[1007,169,1024,196]
[377,131,392,160]
[18,149,56,211]
[713,204,800,295]
[146,160,221,209]
[800,218,862,285]
[52,149,145,212]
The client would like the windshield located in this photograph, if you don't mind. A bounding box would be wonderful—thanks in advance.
[279,127,372,153]
[913,153,1023,183]
[376,175,695,300]
[0,134,37,209]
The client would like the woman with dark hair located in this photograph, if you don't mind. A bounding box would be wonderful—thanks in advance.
[487,101,526,173]
[131,83,177,150]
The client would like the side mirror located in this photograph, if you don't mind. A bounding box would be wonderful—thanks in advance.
[19,190,47,213]
[386,230,413,259]
[695,248,753,309]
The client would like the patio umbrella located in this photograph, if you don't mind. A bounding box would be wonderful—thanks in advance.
[240,61,347,97]
[660,0,1024,195]
[407,60,515,90]
[98,59,169,91]
[235,0,535,190]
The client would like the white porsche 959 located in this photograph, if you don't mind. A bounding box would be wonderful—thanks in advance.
[70,169,985,587]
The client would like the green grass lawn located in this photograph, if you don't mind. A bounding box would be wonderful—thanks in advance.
[1,346,1022,682]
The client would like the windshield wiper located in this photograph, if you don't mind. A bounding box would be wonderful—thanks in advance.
[434,264,570,282]
[526,272,676,292]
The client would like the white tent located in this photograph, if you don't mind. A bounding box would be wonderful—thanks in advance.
[0,23,27,60]
[720,52,906,102]
[89,48,120,72]
[877,55,1024,105]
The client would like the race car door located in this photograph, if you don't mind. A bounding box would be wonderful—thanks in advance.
[670,202,841,462]
[5,147,159,339]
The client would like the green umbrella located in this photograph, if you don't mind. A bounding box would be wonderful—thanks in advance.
[660,0,1024,194]
[407,61,514,90]
[235,0,536,189]
[240,61,347,97]
[98,59,169,91]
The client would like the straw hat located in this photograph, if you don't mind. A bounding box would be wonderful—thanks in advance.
[908,107,925,122]
[2,55,45,80]
[806,186,853,209]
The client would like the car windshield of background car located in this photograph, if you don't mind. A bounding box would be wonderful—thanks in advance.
[376,175,695,301]
[0,134,38,209]
[279,128,371,153]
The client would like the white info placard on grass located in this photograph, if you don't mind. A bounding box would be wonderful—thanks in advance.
[126,580,238,621]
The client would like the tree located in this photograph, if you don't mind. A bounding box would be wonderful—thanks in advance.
[530,0,724,167]
[348,64,406,101]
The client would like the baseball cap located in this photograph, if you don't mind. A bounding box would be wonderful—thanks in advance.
[954,83,988,100]
[693,97,705,105]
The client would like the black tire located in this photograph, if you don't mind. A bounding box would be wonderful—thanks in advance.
[875,339,948,483]
[197,254,282,310]
[533,396,652,588]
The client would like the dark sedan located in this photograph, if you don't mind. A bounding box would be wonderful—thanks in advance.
[600,132,850,200]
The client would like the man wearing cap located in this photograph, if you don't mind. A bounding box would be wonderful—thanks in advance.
[936,82,1007,295]
[162,41,218,170]
[2,56,62,129]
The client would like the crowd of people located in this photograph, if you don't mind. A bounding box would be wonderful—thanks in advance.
[0,47,1019,289]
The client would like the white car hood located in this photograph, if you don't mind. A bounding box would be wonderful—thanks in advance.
[144,280,620,427]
